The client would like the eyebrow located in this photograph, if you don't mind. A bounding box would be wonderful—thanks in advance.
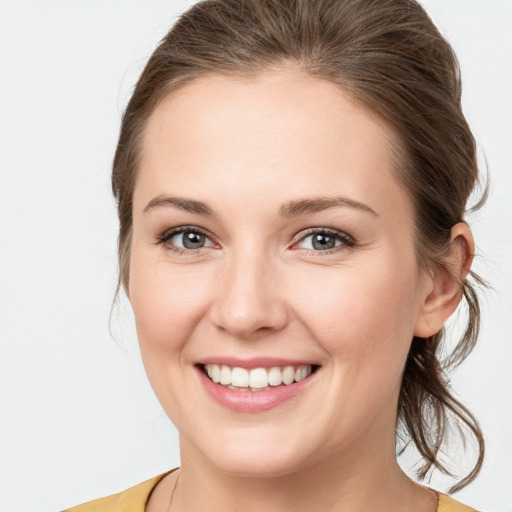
[279,196,379,217]
[143,194,378,217]
[143,195,217,216]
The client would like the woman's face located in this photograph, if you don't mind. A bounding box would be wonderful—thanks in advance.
[129,67,434,476]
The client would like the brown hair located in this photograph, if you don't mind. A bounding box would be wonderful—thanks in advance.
[112,0,486,491]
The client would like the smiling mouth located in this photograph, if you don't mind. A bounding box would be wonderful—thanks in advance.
[199,363,319,392]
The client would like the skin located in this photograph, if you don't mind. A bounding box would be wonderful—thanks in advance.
[128,65,473,512]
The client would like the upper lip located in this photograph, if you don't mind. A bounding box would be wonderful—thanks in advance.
[197,356,319,369]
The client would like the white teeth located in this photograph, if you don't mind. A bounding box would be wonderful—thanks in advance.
[231,367,249,387]
[282,366,295,385]
[249,368,269,388]
[204,363,313,390]
[220,365,231,385]
[206,364,221,383]
[211,364,220,383]
[268,366,282,386]
[227,384,272,392]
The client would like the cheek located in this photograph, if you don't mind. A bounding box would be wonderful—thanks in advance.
[290,261,420,373]
[287,260,422,438]
[128,247,213,356]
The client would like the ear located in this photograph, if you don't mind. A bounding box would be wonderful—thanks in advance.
[414,222,474,338]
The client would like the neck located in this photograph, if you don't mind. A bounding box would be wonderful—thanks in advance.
[171,431,435,512]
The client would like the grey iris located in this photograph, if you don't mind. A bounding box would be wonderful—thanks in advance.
[312,234,336,250]
[183,232,205,249]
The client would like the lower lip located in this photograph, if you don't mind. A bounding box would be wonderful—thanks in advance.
[197,366,318,412]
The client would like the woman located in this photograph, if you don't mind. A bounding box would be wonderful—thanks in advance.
[65,0,487,510]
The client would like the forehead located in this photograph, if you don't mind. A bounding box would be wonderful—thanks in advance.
[136,67,410,220]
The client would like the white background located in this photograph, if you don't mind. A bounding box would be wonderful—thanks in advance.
[0,1,511,511]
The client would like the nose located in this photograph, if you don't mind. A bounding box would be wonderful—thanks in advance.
[210,250,289,339]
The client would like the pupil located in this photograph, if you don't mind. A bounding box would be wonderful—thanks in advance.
[183,232,204,249]
[312,234,335,250]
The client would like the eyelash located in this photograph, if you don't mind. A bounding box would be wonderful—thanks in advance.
[292,227,356,255]
[155,225,216,256]
[155,226,356,256]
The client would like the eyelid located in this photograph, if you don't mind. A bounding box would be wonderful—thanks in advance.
[156,225,218,250]
[291,227,356,253]
[155,225,355,255]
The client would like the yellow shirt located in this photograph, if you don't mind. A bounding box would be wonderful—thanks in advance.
[63,471,478,512]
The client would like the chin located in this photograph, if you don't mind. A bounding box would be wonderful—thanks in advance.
[186,426,317,478]
[212,450,310,479]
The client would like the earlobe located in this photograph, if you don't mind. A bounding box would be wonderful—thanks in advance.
[413,223,474,338]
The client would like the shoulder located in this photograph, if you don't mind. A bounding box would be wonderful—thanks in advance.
[438,493,479,512]
[63,471,174,512]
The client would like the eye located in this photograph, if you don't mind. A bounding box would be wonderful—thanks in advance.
[294,228,355,253]
[157,226,215,252]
